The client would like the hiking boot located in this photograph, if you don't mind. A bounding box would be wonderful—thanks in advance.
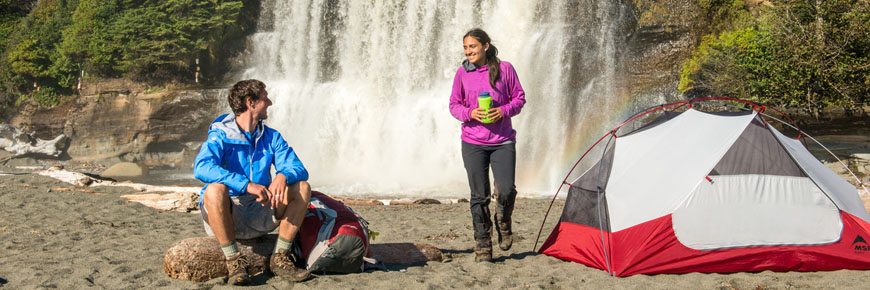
[474,238,492,262]
[496,227,513,251]
[270,249,311,282]
[494,213,513,251]
[225,253,251,285]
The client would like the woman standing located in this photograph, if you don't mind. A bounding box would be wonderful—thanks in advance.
[449,28,526,262]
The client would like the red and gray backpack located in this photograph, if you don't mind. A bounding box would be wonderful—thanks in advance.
[295,191,370,273]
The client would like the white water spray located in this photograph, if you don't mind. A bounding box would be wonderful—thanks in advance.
[240,0,634,197]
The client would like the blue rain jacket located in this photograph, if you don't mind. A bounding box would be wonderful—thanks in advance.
[193,114,309,197]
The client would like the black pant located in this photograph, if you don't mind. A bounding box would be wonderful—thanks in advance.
[461,141,517,241]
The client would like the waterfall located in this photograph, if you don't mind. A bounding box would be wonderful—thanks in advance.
[239,0,638,197]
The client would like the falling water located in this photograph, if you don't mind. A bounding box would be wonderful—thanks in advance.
[239,0,638,197]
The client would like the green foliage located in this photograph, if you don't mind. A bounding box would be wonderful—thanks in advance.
[679,26,776,101]
[144,86,166,94]
[0,1,30,53]
[108,0,243,81]
[33,86,59,106]
[631,0,753,35]
[0,0,249,108]
[0,1,34,108]
[680,0,870,115]
[695,0,754,33]
[57,0,121,76]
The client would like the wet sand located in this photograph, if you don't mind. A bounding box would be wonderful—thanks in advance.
[2,173,870,289]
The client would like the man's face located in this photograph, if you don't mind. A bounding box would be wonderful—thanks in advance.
[251,90,272,120]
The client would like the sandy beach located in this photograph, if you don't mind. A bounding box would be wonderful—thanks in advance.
[2,173,870,289]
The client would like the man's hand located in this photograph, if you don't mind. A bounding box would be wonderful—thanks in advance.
[246,182,273,207]
[486,107,503,122]
[269,174,288,208]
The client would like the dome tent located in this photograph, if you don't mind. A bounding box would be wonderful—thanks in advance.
[536,98,870,277]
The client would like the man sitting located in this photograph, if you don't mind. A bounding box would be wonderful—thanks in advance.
[193,79,311,285]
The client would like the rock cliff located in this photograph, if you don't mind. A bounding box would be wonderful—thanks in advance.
[8,79,226,170]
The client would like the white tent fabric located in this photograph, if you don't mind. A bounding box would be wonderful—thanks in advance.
[672,175,842,250]
[770,127,870,222]
[607,109,757,232]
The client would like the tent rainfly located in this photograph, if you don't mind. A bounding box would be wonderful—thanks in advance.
[537,98,870,277]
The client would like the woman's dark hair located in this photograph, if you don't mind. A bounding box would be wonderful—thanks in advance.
[228,79,266,115]
[464,28,500,89]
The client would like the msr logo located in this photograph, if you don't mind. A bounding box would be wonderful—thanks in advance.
[852,235,870,254]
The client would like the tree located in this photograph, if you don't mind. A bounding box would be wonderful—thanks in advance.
[680,0,870,116]
[0,0,248,107]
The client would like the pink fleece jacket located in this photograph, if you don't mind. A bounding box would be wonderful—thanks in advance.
[449,61,527,145]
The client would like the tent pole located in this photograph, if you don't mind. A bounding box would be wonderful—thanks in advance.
[762,112,869,195]
[597,136,616,276]
[533,131,615,252]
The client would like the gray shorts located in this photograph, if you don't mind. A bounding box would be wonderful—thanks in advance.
[201,194,279,240]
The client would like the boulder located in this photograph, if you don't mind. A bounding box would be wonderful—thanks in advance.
[101,162,146,178]
[164,236,443,281]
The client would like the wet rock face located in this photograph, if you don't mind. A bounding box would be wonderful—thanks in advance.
[623,0,708,100]
[9,80,226,169]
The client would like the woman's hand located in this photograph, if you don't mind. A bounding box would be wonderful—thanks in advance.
[470,107,488,122]
[486,107,503,122]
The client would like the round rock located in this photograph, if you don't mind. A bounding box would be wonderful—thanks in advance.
[101,162,146,178]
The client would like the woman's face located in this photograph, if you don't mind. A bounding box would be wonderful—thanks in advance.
[463,36,489,67]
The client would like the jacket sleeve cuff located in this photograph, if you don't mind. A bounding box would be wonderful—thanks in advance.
[462,107,474,122]
[280,170,309,184]
[228,175,249,194]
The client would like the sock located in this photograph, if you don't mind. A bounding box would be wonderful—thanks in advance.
[274,237,292,253]
[221,241,240,258]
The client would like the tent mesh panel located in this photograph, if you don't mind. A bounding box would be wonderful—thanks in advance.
[709,117,806,177]
[560,146,614,231]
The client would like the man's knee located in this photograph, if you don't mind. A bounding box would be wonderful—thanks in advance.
[202,183,229,204]
[294,181,311,204]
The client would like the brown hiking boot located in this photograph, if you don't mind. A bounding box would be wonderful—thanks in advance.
[225,253,251,285]
[494,213,513,251]
[270,249,311,282]
[474,238,492,262]
[496,228,513,251]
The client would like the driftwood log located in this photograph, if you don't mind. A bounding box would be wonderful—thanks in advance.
[164,236,443,281]
[164,236,273,282]
[0,124,65,162]
[121,192,199,212]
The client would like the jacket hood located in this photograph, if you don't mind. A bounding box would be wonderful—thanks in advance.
[462,59,483,72]
[209,113,265,144]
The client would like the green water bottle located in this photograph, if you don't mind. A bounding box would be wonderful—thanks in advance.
[478,92,493,124]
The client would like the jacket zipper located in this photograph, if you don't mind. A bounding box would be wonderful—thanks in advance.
[249,125,259,179]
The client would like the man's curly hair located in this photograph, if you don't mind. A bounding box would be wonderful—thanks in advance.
[228,79,266,115]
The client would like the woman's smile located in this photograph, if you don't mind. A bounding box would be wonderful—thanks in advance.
[463,36,488,67]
